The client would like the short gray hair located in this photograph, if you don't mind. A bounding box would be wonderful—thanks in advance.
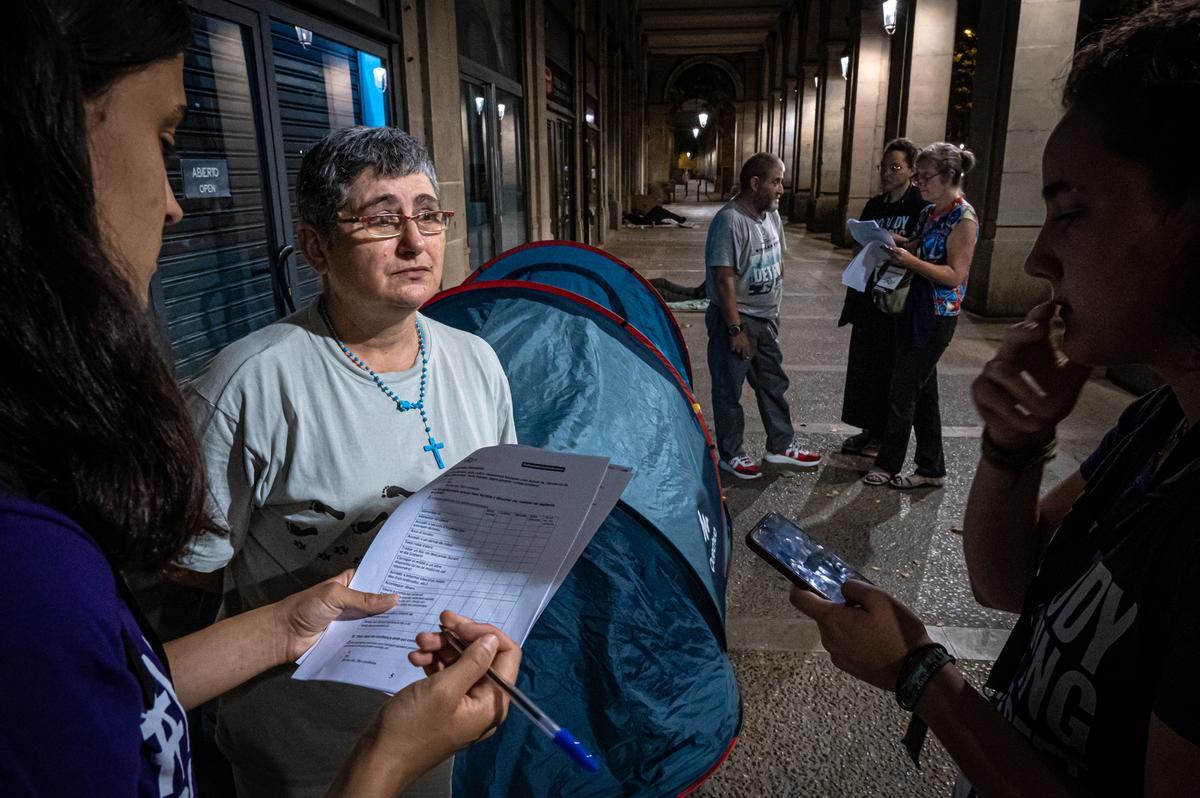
[297,126,440,238]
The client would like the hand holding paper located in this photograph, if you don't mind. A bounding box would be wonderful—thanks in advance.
[293,445,629,694]
[841,219,893,292]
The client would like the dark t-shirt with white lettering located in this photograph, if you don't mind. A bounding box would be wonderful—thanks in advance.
[990,387,1200,795]
[0,497,194,796]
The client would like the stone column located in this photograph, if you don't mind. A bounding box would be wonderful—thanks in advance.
[781,78,798,186]
[522,0,552,243]
[810,43,847,233]
[903,0,956,146]
[790,62,819,222]
[965,0,1080,316]
[836,7,892,246]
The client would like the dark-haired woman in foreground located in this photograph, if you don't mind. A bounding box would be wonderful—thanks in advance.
[0,2,518,795]
[794,2,1200,795]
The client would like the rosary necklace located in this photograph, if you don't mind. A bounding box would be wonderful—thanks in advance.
[319,298,445,469]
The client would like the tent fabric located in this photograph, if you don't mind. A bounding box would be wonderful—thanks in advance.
[449,504,741,797]
[465,241,695,388]
[423,279,738,796]
[425,282,729,627]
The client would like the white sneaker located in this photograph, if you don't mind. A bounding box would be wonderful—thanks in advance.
[762,441,823,469]
[719,454,763,480]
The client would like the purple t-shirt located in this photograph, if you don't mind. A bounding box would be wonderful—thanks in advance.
[0,497,194,796]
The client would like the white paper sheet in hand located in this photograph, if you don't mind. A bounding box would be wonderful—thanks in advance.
[292,444,615,694]
[846,217,896,248]
[841,241,889,292]
[532,463,633,624]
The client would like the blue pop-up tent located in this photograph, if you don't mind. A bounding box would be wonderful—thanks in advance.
[424,266,739,796]
[465,241,695,388]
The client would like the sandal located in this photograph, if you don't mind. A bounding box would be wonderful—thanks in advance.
[861,469,893,486]
[888,473,945,490]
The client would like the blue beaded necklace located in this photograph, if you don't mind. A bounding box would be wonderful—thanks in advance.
[319,299,445,469]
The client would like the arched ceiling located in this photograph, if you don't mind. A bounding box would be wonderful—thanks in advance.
[637,0,788,55]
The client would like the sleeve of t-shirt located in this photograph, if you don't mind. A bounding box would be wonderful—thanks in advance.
[0,506,144,795]
[1080,388,1172,482]
[495,359,518,445]
[177,384,262,573]
[705,211,740,272]
[773,210,787,252]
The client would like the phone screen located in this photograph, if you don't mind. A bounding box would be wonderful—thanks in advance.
[746,512,868,603]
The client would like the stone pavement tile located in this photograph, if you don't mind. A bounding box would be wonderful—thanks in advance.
[692,653,994,797]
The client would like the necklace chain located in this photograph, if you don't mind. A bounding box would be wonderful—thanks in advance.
[319,298,445,469]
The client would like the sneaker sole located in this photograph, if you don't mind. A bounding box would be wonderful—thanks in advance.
[719,462,763,480]
[762,454,822,468]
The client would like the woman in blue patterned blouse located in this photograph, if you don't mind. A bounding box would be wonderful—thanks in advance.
[862,143,980,489]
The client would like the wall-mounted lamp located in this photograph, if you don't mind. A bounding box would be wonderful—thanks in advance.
[698,111,709,128]
[685,151,692,158]
[372,67,388,93]
[497,102,506,120]
[474,96,484,115]
[813,75,819,89]
[882,0,898,35]
[585,112,596,125]
[840,55,850,80]
[294,26,313,48]
[692,127,700,139]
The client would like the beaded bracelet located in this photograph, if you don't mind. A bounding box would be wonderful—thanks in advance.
[895,643,955,712]
[980,428,1057,472]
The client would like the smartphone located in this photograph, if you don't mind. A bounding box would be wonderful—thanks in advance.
[745,512,869,603]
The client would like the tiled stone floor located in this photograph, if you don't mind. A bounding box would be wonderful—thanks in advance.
[601,202,1131,797]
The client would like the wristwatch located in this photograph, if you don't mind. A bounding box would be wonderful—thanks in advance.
[727,323,743,336]
[895,643,955,712]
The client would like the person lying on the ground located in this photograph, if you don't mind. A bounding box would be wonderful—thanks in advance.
[792,4,1200,795]
[650,277,706,303]
[623,206,694,227]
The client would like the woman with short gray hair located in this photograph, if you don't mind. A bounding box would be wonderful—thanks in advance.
[177,126,519,797]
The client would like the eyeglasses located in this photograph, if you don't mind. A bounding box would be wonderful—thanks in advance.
[876,163,906,173]
[335,210,455,237]
[912,171,942,184]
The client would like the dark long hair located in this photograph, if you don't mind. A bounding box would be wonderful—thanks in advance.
[0,0,214,572]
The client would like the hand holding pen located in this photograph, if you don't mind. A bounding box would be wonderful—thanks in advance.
[328,611,523,797]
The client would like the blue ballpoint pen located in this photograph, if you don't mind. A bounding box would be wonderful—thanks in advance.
[438,625,601,773]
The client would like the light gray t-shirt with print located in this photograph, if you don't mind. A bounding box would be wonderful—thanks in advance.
[178,302,516,797]
[704,200,787,319]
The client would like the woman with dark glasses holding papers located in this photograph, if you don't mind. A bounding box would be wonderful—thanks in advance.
[793,3,1200,795]
[0,2,519,795]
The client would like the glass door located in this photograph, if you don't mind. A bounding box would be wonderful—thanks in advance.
[459,79,528,268]
[461,79,495,266]
[495,87,527,253]
[158,5,285,381]
[264,7,394,306]
[547,116,575,241]
[152,0,399,380]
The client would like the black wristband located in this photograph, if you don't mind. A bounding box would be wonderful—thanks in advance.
[895,643,955,712]
[980,428,1057,472]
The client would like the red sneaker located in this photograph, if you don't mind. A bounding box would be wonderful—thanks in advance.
[719,454,763,480]
[763,442,823,469]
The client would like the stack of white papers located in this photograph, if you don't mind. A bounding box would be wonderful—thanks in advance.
[840,218,896,292]
[293,444,632,694]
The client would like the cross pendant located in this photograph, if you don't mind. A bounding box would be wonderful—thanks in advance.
[424,435,445,469]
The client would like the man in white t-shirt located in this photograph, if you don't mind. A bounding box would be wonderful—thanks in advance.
[178,127,516,798]
[704,153,822,480]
